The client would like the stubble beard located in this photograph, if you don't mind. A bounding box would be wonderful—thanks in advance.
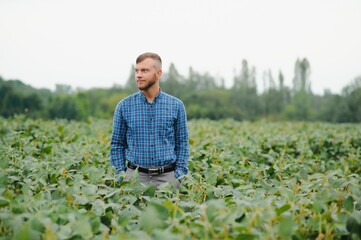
[137,75,157,91]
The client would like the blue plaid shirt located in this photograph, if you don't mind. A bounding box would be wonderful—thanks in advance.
[110,90,189,179]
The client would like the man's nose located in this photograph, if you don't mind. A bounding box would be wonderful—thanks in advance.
[136,71,145,77]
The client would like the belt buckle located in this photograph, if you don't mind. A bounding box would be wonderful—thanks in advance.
[148,168,159,176]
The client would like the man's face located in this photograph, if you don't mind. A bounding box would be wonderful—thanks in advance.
[135,58,162,91]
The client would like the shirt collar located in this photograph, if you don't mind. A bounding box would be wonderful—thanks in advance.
[139,89,163,103]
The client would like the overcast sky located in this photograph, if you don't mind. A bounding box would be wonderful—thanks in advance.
[1,0,360,94]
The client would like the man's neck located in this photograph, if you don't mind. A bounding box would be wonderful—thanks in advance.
[142,87,160,103]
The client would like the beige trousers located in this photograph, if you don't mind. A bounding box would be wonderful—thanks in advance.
[125,168,180,189]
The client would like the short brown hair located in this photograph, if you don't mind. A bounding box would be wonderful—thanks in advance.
[136,52,162,68]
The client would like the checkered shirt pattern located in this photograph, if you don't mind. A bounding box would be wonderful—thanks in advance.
[110,91,189,179]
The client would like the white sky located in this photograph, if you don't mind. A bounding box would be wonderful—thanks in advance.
[0,0,360,94]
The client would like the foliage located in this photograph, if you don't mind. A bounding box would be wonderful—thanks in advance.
[1,58,361,122]
[0,78,48,118]
[1,116,360,239]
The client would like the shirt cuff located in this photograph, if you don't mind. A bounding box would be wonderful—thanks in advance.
[174,169,186,181]
[116,167,126,173]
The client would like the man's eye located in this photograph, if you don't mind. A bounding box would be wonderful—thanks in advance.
[135,69,149,73]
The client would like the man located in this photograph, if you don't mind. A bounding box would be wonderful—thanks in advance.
[110,52,189,188]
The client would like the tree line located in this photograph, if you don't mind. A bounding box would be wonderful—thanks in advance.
[1,58,360,122]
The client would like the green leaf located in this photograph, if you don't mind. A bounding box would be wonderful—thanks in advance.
[14,222,42,240]
[276,204,291,216]
[100,211,112,228]
[118,211,132,226]
[75,195,90,205]
[31,217,45,233]
[206,200,225,223]
[42,225,57,240]
[139,201,169,230]
[299,168,308,180]
[279,215,295,237]
[346,215,361,235]
[259,179,272,191]
[150,201,170,221]
[92,199,106,216]
[82,184,98,195]
[0,158,8,169]
[235,212,245,223]
[235,233,258,240]
[72,216,93,239]
[88,167,105,183]
[143,185,156,197]
[0,196,10,207]
[103,189,119,199]
[205,170,218,186]
[0,172,8,187]
[139,204,165,233]
[91,216,101,232]
[43,145,52,154]
[312,199,326,213]
[343,196,354,212]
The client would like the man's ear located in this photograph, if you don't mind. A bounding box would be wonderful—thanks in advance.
[157,69,163,78]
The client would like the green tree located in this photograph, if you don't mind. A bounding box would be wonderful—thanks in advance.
[161,63,184,97]
[125,65,137,91]
[293,58,311,93]
[48,95,77,120]
[230,60,260,120]
[341,76,361,122]
[55,84,73,94]
[261,70,289,119]
[23,93,43,118]
[0,77,47,117]
[284,58,313,120]
[75,92,91,120]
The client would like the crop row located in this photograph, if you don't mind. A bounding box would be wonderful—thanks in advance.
[0,116,360,239]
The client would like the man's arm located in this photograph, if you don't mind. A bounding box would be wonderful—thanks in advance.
[110,103,127,173]
[174,102,189,180]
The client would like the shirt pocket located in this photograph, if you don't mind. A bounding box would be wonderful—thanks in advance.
[156,114,175,137]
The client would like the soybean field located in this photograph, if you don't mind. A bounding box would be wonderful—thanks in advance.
[0,116,360,239]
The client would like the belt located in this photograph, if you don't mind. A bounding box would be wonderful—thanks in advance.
[127,162,175,176]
